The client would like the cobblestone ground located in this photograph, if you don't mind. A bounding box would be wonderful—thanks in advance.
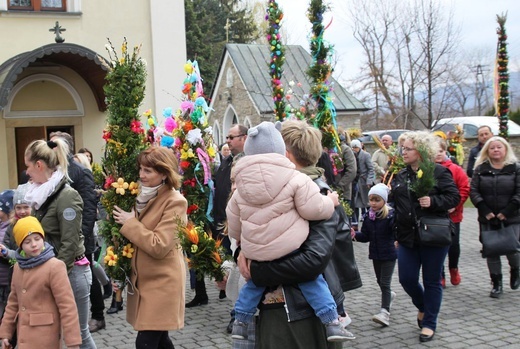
[91,208,520,348]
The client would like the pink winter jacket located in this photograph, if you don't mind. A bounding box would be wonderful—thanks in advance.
[226,153,335,261]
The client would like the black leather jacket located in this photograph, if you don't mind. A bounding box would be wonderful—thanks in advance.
[249,179,362,322]
[390,164,460,248]
[68,157,97,254]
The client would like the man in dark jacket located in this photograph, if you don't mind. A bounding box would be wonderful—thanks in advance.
[466,125,492,178]
[49,131,105,332]
[240,120,360,348]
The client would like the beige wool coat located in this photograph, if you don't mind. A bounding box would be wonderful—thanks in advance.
[0,257,81,349]
[120,185,187,331]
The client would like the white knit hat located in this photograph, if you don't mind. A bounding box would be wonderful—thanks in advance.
[368,183,389,202]
[351,139,362,149]
[13,183,30,206]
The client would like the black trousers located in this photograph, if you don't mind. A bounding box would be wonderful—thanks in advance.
[136,330,174,349]
[87,252,105,320]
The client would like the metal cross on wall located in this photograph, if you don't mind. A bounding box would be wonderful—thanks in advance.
[49,21,66,43]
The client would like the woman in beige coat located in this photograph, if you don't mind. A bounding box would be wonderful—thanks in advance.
[113,147,187,349]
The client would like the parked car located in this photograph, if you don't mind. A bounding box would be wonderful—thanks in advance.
[358,129,410,144]
[431,116,520,137]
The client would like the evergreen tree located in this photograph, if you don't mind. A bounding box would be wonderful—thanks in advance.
[185,0,261,94]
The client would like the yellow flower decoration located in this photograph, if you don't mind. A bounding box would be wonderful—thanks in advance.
[122,243,135,258]
[191,244,198,253]
[111,177,129,195]
[180,148,195,160]
[207,145,216,158]
[182,142,189,151]
[417,169,423,179]
[104,248,118,266]
[129,181,139,195]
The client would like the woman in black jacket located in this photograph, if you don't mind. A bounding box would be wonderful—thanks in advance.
[470,136,520,298]
[390,131,459,343]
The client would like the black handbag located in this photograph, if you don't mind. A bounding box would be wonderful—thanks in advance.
[407,181,452,247]
[480,222,520,258]
[417,216,453,247]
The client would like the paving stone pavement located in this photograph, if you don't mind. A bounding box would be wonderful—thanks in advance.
[91,208,520,348]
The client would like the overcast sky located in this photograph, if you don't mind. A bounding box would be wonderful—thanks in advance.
[275,0,520,84]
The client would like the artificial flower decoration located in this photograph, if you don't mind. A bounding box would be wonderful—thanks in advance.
[495,13,510,139]
[129,181,139,195]
[169,59,224,280]
[186,128,203,145]
[130,120,143,134]
[266,0,287,121]
[307,0,340,151]
[104,247,118,266]
[171,59,216,227]
[111,177,130,195]
[122,243,135,258]
[177,220,229,281]
[99,37,148,286]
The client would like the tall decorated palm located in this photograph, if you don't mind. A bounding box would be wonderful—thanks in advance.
[266,0,287,121]
[99,38,148,299]
[172,60,228,281]
[495,13,510,139]
[306,0,340,151]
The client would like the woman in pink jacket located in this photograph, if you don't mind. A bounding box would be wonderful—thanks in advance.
[226,122,351,343]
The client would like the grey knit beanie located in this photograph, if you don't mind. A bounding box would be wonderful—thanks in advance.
[13,183,31,206]
[244,121,286,156]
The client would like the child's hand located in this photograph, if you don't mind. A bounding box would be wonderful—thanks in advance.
[0,244,7,258]
[327,190,340,207]
[350,228,356,240]
[2,338,12,349]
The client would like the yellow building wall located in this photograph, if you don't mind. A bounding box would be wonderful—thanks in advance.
[0,0,187,189]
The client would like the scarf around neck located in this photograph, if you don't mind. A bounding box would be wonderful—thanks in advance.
[298,166,325,180]
[25,170,65,210]
[136,183,163,213]
[16,241,55,269]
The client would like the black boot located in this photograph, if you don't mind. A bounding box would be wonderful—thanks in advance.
[490,274,503,298]
[186,275,208,308]
[106,294,124,314]
[511,268,520,290]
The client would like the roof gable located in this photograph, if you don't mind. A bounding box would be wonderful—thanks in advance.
[224,43,367,114]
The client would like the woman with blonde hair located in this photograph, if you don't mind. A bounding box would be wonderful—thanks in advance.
[23,138,97,348]
[390,131,460,342]
[470,136,520,298]
[112,146,187,349]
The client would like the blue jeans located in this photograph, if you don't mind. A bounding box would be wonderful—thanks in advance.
[235,274,338,324]
[397,244,448,332]
[69,264,97,349]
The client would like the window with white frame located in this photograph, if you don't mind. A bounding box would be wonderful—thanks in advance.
[8,0,66,11]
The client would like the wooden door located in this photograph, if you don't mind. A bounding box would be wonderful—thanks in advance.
[15,127,45,183]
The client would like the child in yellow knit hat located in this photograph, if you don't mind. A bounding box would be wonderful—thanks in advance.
[0,216,81,349]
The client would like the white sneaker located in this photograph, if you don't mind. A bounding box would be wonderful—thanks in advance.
[339,314,352,328]
[390,291,396,309]
[372,308,390,327]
